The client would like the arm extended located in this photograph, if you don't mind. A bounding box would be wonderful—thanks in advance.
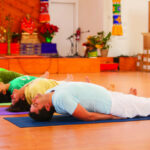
[0,83,10,95]
[72,104,121,121]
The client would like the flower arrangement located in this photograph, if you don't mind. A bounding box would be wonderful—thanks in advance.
[83,31,111,57]
[38,23,59,43]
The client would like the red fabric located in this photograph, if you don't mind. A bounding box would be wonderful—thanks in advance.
[100,63,119,71]
[0,43,7,54]
[0,43,20,54]
[10,43,20,54]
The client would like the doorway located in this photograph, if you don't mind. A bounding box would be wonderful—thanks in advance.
[49,1,77,57]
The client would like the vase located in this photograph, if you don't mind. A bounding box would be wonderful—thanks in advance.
[100,49,108,57]
[45,36,53,43]
[88,49,97,58]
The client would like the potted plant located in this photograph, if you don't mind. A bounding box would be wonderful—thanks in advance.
[83,31,111,57]
[83,35,100,58]
[38,23,59,43]
[97,31,111,57]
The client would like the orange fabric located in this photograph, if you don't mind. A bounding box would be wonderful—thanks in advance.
[39,14,50,23]
[112,25,123,36]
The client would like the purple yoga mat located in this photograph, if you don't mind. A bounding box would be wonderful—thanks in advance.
[0,107,28,115]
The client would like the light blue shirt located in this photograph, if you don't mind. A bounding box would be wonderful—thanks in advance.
[46,82,112,115]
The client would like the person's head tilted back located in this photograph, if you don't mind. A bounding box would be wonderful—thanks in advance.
[7,89,30,112]
[29,93,55,122]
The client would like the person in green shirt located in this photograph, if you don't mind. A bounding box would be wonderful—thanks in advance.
[0,75,37,107]
[0,75,37,95]
[0,68,23,103]
[0,70,49,103]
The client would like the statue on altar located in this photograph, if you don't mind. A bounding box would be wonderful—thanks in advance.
[20,14,40,44]
[21,14,36,34]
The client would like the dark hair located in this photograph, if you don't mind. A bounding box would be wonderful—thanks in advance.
[0,91,11,103]
[29,106,55,122]
[7,99,30,112]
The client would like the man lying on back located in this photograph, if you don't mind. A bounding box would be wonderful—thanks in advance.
[29,81,148,122]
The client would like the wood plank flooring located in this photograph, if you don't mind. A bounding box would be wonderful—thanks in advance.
[0,72,150,150]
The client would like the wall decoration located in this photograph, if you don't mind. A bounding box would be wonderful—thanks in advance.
[39,0,50,23]
[112,0,123,35]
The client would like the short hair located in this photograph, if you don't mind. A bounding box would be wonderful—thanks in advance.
[7,98,30,112]
[0,91,11,103]
[29,106,55,122]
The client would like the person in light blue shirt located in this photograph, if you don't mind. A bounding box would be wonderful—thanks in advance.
[47,82,112,115]
[30,81,150,122]
[29,82,120,121]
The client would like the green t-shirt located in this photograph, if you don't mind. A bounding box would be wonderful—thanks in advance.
[0,69,23,83]
[8,75,37,94]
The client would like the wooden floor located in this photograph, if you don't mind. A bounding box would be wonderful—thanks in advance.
[1,72,150,150]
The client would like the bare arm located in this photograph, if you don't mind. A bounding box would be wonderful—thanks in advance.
[72,104,121,121]
[0,83,10,95]
[11,80,34,104]
[14,77,46,97]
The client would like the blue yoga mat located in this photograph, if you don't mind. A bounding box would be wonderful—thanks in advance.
[4,115,150,128]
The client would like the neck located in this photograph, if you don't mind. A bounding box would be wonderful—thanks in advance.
[47,92,54,107]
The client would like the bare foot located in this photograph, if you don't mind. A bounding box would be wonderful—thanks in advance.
[107,84,115,91]
[85,76,90,83]
[129,88,137,95]
[40,71,50,79]
[65,74,73,81]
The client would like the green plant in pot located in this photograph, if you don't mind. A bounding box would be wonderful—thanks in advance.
[83,35,100,58]
[83,31,111,57]
[97,31,111,57]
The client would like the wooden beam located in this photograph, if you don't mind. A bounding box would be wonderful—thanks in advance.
[148,1,150,32]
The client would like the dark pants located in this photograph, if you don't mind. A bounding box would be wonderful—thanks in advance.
[0,91,11,103]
